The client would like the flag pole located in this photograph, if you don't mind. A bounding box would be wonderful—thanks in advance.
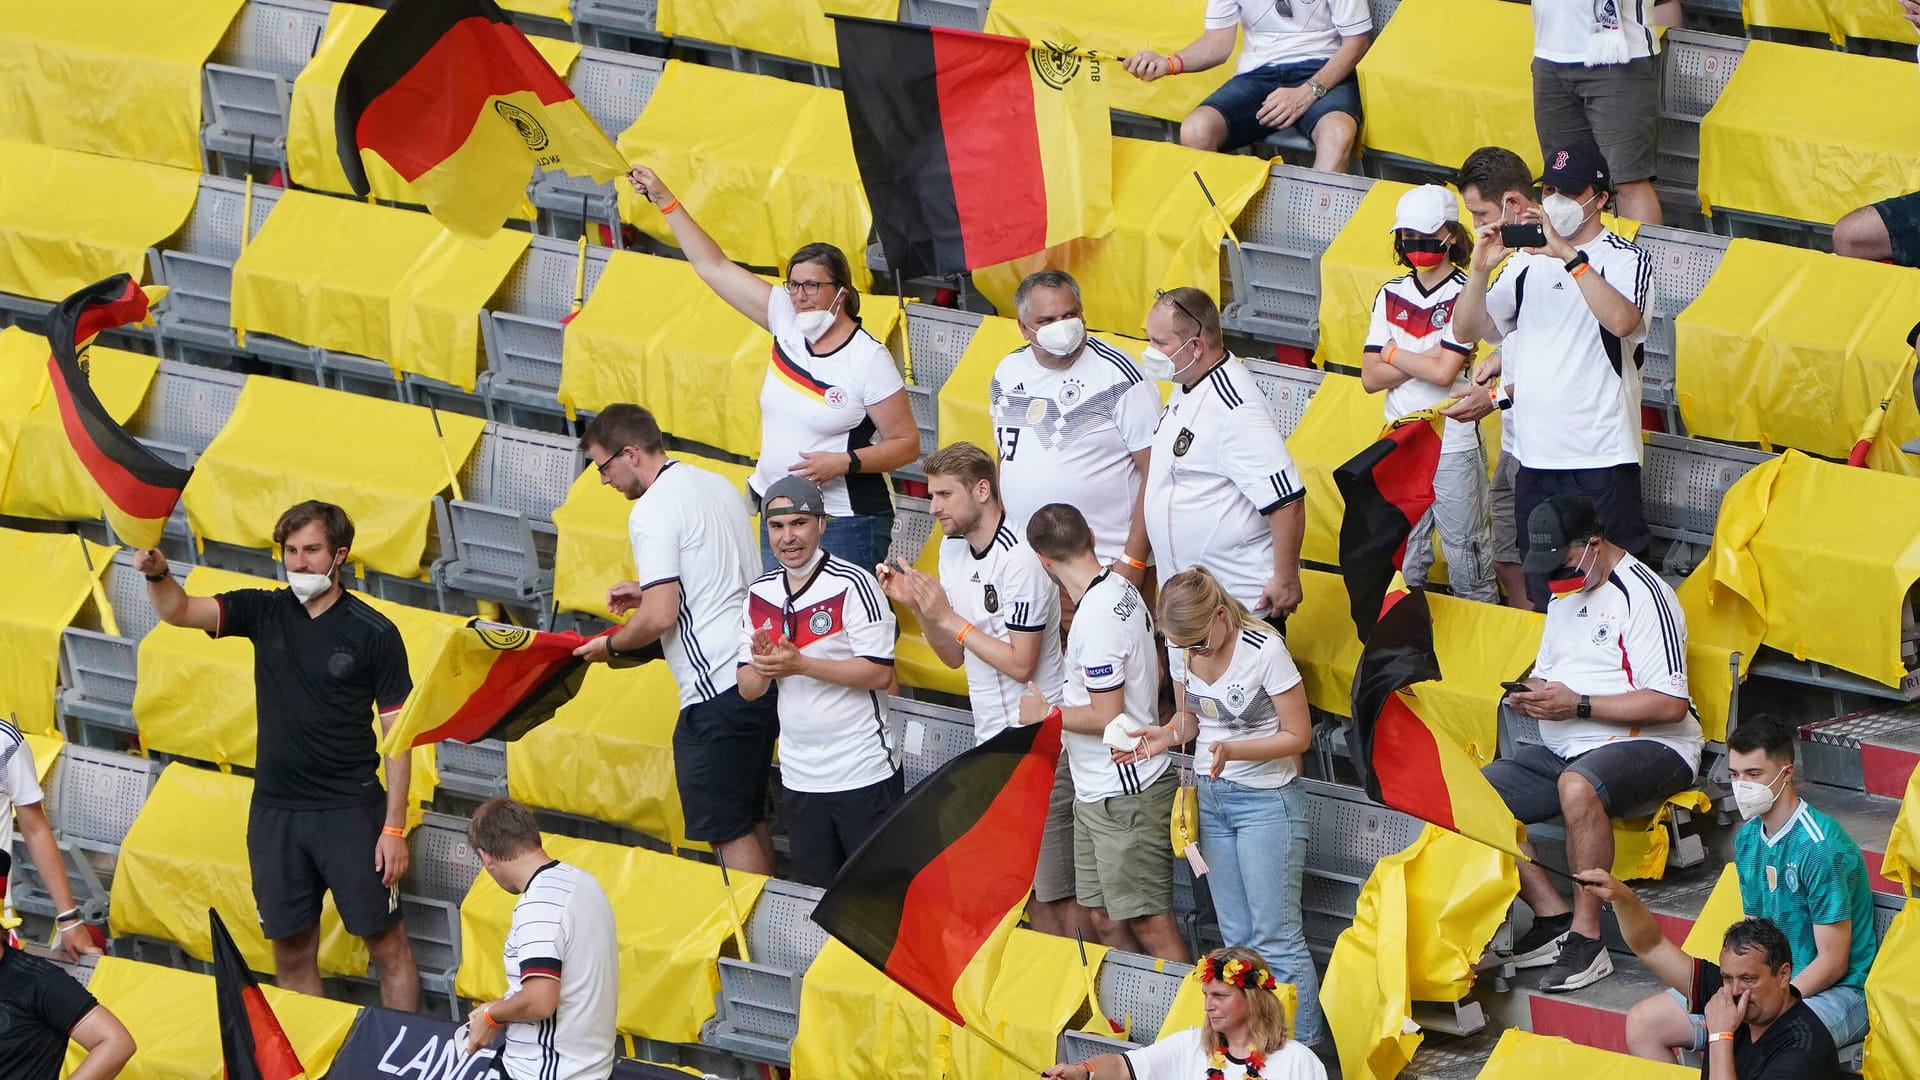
[1192,170,1243,251]
[1074,929,1124,1037]
[428,404,465,502]
[1847,358,1912,467]
[956,1018,1048,1075]
[75,535,121,639]
[714,853,752,965]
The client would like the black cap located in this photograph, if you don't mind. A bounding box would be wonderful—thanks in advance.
[1522,496,1603,574]
[1539,140,1611,193]
[761,475,827,518]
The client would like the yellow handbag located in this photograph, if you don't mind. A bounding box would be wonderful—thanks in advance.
[1171,757,1205,875]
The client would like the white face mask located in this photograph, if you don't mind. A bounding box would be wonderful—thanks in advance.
[287,556,340,603]
[1032,316,1086,358]
[1141,338,1200,382]
[1543,191,1596,238]
[792,288,845,343]
[1733,768,1791,820]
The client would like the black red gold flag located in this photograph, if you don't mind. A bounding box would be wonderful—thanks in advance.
[212,907,305,1080]
[1333,410,1443,641]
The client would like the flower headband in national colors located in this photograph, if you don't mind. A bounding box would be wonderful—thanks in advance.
[1196,954,1277,991]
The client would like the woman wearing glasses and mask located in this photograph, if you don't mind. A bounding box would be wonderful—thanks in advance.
[1118,565,1327,1057]
[627,165,920,571]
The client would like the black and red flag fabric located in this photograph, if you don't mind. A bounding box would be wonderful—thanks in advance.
[1349,584,1527,860]
[832,17,1112,278]
[45,275,192,551]
[380,621,641,754]
[212,907,306,1080]
[335,0,627,241]
[811,710,1065,1027]
[1333,410,1444,641]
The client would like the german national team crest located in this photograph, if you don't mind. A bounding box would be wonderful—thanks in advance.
[809,609,835,636]
[1172,428,1194,457]
[983,583,999,613]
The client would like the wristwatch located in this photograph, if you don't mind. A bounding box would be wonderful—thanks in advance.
[1563,250,1591,274]
[1307,79,1329,99]
[1576,694,1592,719]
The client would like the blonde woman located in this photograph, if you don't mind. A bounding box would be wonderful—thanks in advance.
[1120,567,1323,1051]
[1041,946,1325,1079]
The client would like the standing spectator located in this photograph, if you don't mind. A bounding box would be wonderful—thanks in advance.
[875,443,1087,940]
[1622,715,1878,1059]
[463,798,618,1080]
[1020,503,1187,962]
[990,270,1158,586]
[136,501,420,1009]
[1141,288,1306,622]
[1122,0,1370,171]
[1449,141,1655,609]
[1486,496,1703,993]
[1126,567,1323,1051]
[625,165,919,572]
[1530,0,1664,224]
[0,857,136,1080]
[571,404,777,877]
[1,720,103,959]
[1359,184,1498,604]
[1575,874,1844,1080]
[737,477,901,887]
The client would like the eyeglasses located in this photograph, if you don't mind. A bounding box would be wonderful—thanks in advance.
[1273,0,1293,17]
[1175,610,1223,655]
[1154,288,1206,338]
[592,446,631,476]
[783,279,837,297]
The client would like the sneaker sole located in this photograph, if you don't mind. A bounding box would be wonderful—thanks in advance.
[1541,951,1614,994]
[1499,930,1571,970]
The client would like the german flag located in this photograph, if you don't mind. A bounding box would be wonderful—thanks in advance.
[379,621,645,754]
[45,275,192,551]
[1333,410,1443,642]
[212,908,305,1080]
[833,17,1112,279]
[1350,584,1526,861]
[811,710,1064,1026]
[335,0,628,241]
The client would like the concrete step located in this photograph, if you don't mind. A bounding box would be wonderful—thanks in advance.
[1521,949,1671,1055]
[1799,704,1920,799]
[1401,1025,1505,1079]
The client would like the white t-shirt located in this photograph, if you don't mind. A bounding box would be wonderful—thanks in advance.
[628,459,758,709]
[740,555,897,793]
[1144,357,1304,610]
[990,340,1160,567]
[1207,0,1371,73]
[1366,269,1480,455]
[1062,571,1170,801]
[1483,229,1653,470]
[754,289,905,518]
[0,721,44,858]
[935,519,1066,742]
[499,860,619,1080]
[1534,552,1703,770]
[1169,624,1304,789]
[1125,1028,1328,1080]
[1533,0,1659,63]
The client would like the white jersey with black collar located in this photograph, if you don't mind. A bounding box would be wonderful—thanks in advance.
[935,518,1066,742]
[499,860,618,1080]
[1062,571,1170,801]
[628,459,758,708]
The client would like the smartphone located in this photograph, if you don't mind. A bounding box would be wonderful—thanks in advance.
[1499,222,1546,249]
[1500,680,1535,694]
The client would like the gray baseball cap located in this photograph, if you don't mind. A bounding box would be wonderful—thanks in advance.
[1521,496,1602,574]
[762,475,827,517]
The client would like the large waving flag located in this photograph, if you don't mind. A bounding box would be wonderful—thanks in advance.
[832,17,1112,278]
[811,712,1064,1033]
[335,0,628,241]
[1334,410,1444,642]
[1350,584,1527,861]
[379,621,633,754]
[212,907,305,1080]
[45,275,192,551]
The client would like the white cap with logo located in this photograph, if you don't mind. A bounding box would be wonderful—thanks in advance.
[1391,184,1460,235]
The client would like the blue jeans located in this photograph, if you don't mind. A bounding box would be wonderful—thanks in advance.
[1196,775,1322,1045]
[759,511,895,573]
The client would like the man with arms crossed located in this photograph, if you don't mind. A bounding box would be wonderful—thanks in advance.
[572,404,777,876]
[137,501,419,1007]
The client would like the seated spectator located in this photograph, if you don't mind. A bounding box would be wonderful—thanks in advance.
[1122,0,1370,171]
[1577,874,1844,1080]
[1530,0,1663,224]
[1041,946,1326,1080]
[0,851,135,1080]
[1486,496,1703,993]
[1,721,104,959]
[1622,715,1877,1060]
[1833,4,1920,268]
[1360,184,1498,604]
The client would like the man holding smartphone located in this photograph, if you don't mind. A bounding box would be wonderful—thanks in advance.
[1448,140,1655,610]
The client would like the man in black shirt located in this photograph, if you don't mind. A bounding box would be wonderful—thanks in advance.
[1577,869,1843,1078]
[137,500,420,1009]
[0,852,136,1080]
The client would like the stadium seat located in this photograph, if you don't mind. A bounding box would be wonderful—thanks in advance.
[1269,368,1370,567]
[200,0,332,175]
[57,629,140,743]
[706,878,830,1066]
[573,0,666,47]
[890,695,976,789]
[531,48,666,243]
[431,422,581,617]
[897,0,989,31]
[480,237,612,426]
[1655,30,1749,228]
[15,744,157,926]
[403,810,484,906]
[1299,780,1429,955]
[125,359,247,464]
[0,529,116,739]
[1639,432,1775,571]
[5,732,66,918]
[1223,165,1375,349]
[1307,176,1422,366]
[0,331,159,526]
[902,302,983,394]
[150,175,284,363]
[1355,0,1538,179]
[1634,224,1731,427]
[1057,950,1195,1063]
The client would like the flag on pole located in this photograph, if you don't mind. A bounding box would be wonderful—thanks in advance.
[44,275,192,551]
[832,16,1112,278]
[379,621,636,755]
[1334,410,1444,641]
[1847,360,1912,467]
[1349,583,1528,861]
[212,907,306,1080]
[810,712,1064,1028]
[335,0,629,241]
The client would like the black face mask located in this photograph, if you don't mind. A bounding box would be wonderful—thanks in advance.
[1395,236,1448,256]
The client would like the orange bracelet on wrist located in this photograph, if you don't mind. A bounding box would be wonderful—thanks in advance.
[382,826,406,838]
[1166,54,1184,74]
[1568,260,1592,280]
[482,1008,502,1029]
[956,622,975,645]
[1381,342,1398,367]
[657,196,681,216]
[1118,553,1148,570]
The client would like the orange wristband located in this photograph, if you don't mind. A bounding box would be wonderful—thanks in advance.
[1118,553,1148,570]
[1568,261,1592,280]
[956,622,975,645]
[1167,54,1184,74]
[1381,342,1398,367]
[657,196,681,216]
[382,826,406,838]
[482,1008,502,1029]
[1707,1031,1734,1044]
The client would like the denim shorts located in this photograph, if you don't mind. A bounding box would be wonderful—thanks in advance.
[1666,982,1868,1051]
[1197,60,1362,151]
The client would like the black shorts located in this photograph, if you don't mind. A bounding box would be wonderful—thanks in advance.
[783,771,904,887]
[1513,462,1651,609]
[673,686,779,844]
[1873,190,1920,268]
[1483,740,1695,823]
[247,799,401,940]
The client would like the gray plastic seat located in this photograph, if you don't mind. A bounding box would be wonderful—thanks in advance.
[1058,951,1195,1063]
[1242,359,1325,439]
[150,178,282,357]
[404,811,485,905]
[25,747,163,921]
[888,696,976,790]
[432,423,579,613]
[1222,165,1374,348]
[1654,31,1747,219]
[898,0,989,30]
[1297,780,1427,954]
[1640,433,1774,547]
[481,239,612,424]
[705,879,830,1065]
[125,361,246,459]
[57,630,139,741]
[200,0,330,172]
[889,495,937,567]
[1634,225,1730,423]
[573,0,664,46]
[434,739,510,803]
[902,303,986,394]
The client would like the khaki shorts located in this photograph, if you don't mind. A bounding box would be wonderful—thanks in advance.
[1072,771,1178,921]
[1489,449,1521,565]
[1033,753,1077,903]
